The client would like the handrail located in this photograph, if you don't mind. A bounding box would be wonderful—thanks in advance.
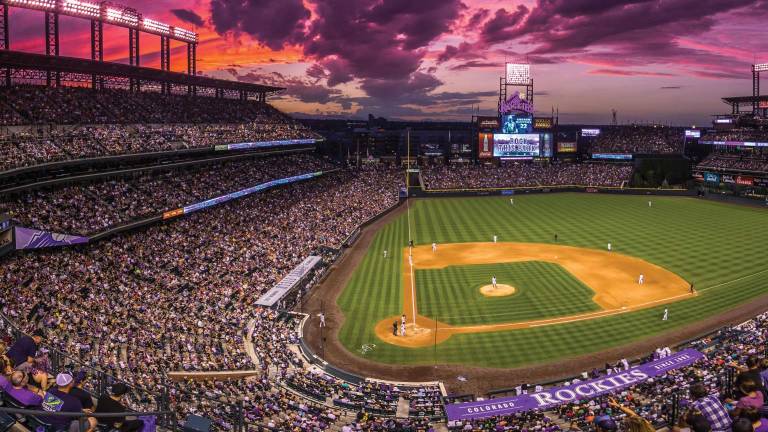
[0,407,172,418]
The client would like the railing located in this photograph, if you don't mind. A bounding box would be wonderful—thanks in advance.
[0,407,173,432]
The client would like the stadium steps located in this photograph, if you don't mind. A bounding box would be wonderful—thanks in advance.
[395,396,410,418]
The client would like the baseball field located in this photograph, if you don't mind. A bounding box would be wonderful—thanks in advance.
[334,194,768,369]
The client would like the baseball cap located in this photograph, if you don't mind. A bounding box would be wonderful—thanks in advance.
[595,415,618,431]
[56,373,74,387]
[111,383,128,396]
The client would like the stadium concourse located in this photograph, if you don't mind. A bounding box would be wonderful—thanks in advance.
[0,84,767,432]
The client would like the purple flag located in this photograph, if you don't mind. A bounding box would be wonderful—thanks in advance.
[14,227,89,250]
[445,348,705,422]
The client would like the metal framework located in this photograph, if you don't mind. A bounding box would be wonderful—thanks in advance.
[0,50,284,100]
[1,4,8,86]
[499,63,534,117]
[0,0,199,78]
[752,63,767,115]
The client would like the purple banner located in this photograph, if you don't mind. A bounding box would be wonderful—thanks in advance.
[446,349,705,421]
[14,227,89,250]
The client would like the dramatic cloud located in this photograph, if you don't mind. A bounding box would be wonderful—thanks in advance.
[210,0,311,50]
[170,9,205,27]
[589,69,676,77]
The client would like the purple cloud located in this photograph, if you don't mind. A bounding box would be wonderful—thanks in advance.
[170,9,205,27]
[210,0,310,50]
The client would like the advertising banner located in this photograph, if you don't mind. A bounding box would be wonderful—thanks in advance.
[684,130,701,138]
[592,153,632,160]
[446,349,704,422]
[14,227,89,250]
[478,133,494,158]
[722,174,735,184]
[534,118,553,130]
[493,134,540,157]
[477,116,500,131]
[736,176,754,186]
[500,91,534,115]
[755,177,768,187]
[581,129,601,137]
[703,172,720,183]
[558,142,577,153]
[218,138,317,151]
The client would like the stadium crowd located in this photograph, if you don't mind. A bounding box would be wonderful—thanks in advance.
[696,152,768,173]
[1,153,334,235]
[0,163,405,430]
[588,126,684,154]
[700,129,768,143]
[422,162,633,190]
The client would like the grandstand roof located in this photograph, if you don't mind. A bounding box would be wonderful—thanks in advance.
[722,95,768,104]
[0,50,284,95]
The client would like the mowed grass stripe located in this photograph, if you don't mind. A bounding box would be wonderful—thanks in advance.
[336,194,768,368]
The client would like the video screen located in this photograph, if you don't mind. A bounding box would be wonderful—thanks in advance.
[493,134,540,157]
[502,115,533,134]
[581,128,601,137]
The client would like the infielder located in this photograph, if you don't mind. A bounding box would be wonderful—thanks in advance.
[607,242,612,251]
[400,322,406,336]
[638,274,644,285]
[318,312,326,328]
[432,242,437,253]
[401,314,406,326]
[493,235,497,243]
[662,308,668,321]
[491,275,497,289]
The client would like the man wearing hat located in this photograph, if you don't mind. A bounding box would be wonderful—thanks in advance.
[6,329,44,368]
[41,372,97,431]
[95,383,144,432]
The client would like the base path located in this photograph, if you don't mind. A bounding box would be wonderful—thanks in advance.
[376,242,693,348]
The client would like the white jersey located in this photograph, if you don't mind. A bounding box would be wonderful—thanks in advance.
[491,277,497,286]
[493,235,497,243]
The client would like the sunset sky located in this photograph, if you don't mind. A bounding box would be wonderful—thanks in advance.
[6,0,768,124]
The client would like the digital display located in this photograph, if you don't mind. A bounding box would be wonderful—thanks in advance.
[715,118,733,124]
[502,115,533,134]
[699,140,768,147]
[703,172,720,183]
[760,101,768,109]
[506,63,531,85]
[493,134,540,157]
[685,130,701,138]
[540,133,553,157]
[581,128,601,137]
[534,118,553,129]
[558,142,577,153]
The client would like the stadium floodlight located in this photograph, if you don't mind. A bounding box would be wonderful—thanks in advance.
[61,0,100,18]
[172,26,197,43]
[105,6,139,26]
[506,63,531,85]
[6,0,56,10]
[142,17,170,35]
[754,63,768,72]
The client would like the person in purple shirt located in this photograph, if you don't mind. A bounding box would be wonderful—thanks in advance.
[6,330,44,368]
[5,371,44,407]
[744,409,768,432]
[40,373,96,431]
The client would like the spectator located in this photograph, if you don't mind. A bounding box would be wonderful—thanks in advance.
[40,372,96,431]
[6,329,44,368]
[5,370,44,407]
[94,383,144,432]
[690,383,732,432]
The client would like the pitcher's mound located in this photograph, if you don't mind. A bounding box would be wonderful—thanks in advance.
[480,284,516,297]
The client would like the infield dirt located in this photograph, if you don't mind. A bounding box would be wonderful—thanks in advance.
[374,242,693,348]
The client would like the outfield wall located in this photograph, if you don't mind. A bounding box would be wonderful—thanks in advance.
[409,185,695,198]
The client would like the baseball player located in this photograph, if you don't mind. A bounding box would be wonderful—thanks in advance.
[318,312,326,328]
[648,200,652,207]
[638,274,644,285]
[607,242,612,251]
[493,235,498,243]
[400,322,406,337]
[662,308,668,321]
[401,314,406,326]
[491,275,497,289]
[432,242,437,253]
[510,198,514,205]
[383,250,388,259]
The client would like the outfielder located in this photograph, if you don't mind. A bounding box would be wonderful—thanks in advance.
[383,250,388,259]
[493,235,497,243]
[648,200,652,207]
[638,274,644,284]
[510,198,514,205]
[607,242,612,251]
[662,308,668,321]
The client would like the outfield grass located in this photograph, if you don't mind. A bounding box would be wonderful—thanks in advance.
[416,262,599,326]
[336,194,768,368]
